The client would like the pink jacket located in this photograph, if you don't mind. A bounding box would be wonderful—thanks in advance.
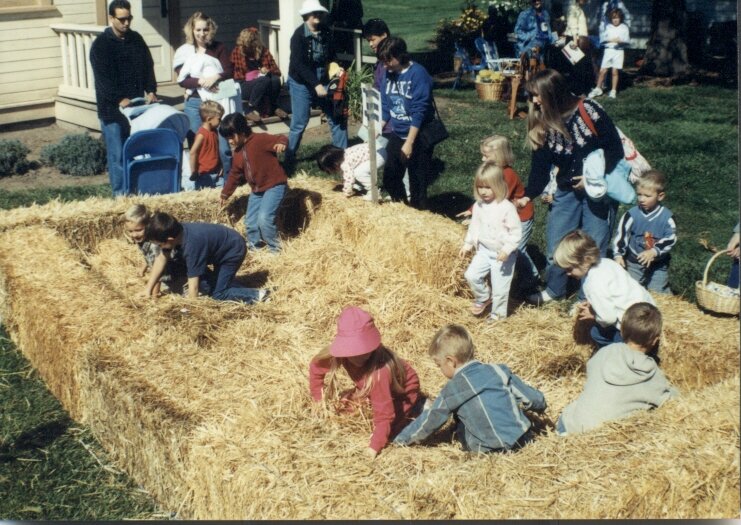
[309,357,422,452]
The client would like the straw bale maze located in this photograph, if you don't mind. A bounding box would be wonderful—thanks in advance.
[0,175,737,519]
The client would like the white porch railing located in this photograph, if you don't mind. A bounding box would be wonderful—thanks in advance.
[257,19,376,74]
[50,23,105,103]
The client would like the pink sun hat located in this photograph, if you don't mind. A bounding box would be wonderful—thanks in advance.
[329,306,382,357]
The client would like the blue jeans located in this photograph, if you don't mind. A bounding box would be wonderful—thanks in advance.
[285,75,347,169]
[728,258,739,289]
[100,115,130,196]
[517,218,539,281]
[203,245,261,303]
[590,323,623,349]
[626,258,671,294]
[545,189,612,299]
[184,97,232,177]
[245,183,287,252]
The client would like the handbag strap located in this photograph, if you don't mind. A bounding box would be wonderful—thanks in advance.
[577,99,598,136]
[430,95,442,121]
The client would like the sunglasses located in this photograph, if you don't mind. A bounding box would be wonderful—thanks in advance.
[114,15,133,23]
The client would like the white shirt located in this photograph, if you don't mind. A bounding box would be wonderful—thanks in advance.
[583,258,655,328]
[463,198,522,256]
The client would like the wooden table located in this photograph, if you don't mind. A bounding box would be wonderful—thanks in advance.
[504,73,523,120]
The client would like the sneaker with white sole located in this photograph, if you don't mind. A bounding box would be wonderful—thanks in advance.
[526,290,553,306]
[588,87,603,98]
[608,90,617,99]
[257,288,271,302]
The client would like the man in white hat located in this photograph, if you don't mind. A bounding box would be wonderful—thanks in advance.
[284,0,348,174]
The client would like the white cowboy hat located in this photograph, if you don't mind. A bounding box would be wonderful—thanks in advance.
[299,0,328,16]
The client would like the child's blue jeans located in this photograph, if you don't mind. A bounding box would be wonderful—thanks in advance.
[245,183,286,252]
[626,259,671,294]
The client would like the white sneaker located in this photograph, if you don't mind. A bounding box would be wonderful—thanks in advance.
[257,288,271,302]
[608,90,617,99]
[588,87,603,98]
[526,290,553,306]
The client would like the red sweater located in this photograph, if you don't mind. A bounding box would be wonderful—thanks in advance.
[221,133,288,199]
[309,357,422,453]
[504,166,534,222]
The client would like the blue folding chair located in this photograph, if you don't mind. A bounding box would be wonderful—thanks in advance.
[451,41,487,90]
[122,128,182,195]
[474,37,500,70]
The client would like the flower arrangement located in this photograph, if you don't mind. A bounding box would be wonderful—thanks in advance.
[432,0,488,57]
[486,0,530,27]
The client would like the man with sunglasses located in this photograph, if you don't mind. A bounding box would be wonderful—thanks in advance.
[90,0,157,197]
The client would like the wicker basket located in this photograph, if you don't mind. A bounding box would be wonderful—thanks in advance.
[475,80,504,101]
[695,251,740,315]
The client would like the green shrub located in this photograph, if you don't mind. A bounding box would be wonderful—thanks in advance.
[40,134,106,176]
[0,139,31,177]
[345,63,376,122]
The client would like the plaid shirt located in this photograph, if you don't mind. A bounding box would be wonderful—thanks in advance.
[394,360,546,452]
[230,47,280,81]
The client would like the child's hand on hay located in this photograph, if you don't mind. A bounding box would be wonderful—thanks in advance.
[576,301,595,321]
[614,255,625,268]
[636,249,657,267]
[273,143,286,153]
[139,262,149,278]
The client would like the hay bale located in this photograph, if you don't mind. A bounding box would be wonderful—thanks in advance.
[0,175,736,518]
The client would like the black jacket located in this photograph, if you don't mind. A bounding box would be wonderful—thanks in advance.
[90,27,156,121]
[287,23,336,89]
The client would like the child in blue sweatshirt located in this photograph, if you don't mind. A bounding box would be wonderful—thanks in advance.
[379,36,435,210]
[394,324,546,453]
[613,169,677,294]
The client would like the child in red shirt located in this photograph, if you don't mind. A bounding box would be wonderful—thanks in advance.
[309,306,424,457]
[219,112,288,252]
[189,100,225,190]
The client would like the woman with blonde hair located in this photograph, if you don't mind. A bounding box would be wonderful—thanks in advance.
[173,12,235,174]
[515,69,623,306]
[231,27,287,122]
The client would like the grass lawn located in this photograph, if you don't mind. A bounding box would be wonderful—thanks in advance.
[0,67,737,520]
[361,0,464,52]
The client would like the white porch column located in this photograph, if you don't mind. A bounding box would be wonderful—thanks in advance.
[278,0,303,82]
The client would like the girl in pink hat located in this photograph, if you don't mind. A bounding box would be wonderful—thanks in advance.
[309,306,424,457]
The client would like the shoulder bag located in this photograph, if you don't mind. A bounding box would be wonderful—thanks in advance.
[416,96,449,151]
[578,100,636,205]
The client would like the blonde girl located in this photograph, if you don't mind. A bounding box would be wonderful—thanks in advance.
[230,27,285,121]
[123,205,186,296]
[480,135,540,291]
[460,163,523,321]
[309,306,424,457]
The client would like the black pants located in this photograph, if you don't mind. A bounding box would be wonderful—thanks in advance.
[239,74,281,113]
[382,132,434,210]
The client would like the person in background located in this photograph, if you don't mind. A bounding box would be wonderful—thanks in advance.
[378,37,435,210]
[173,12,234,174]
[285,0,348,174]
[231,27,287,122]
[315,142,386,201]
[589,8,630,99]
[188,100,225,190]
[90,0,157,197]
[514,0,555,61]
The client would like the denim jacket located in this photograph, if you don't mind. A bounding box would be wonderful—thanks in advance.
[394,360,546,452]
[514,7,554,56]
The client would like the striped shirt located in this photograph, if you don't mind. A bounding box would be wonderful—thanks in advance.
[613,205,677,262]
[394,360,546,452]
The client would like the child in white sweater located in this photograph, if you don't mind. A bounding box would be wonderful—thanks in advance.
[460,162,522,322]
[554,229,654,348]
[556,302,677,435]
